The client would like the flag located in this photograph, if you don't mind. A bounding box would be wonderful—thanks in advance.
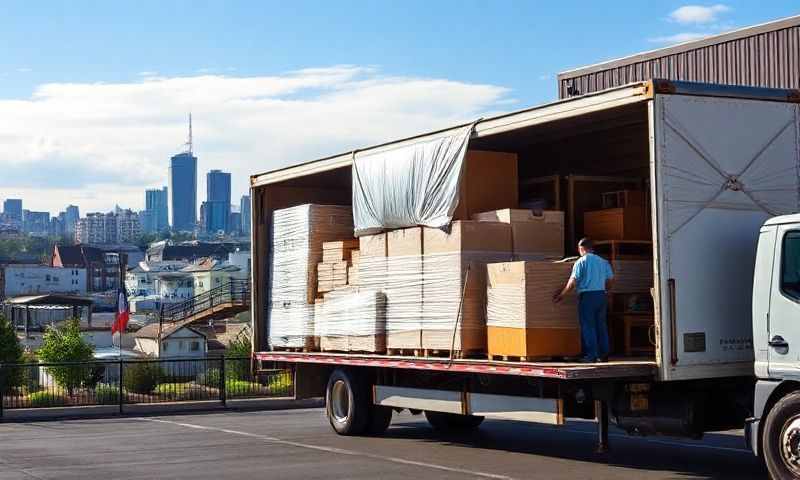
[111,288,130,335]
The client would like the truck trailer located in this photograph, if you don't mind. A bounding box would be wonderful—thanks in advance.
[249,80,800,478]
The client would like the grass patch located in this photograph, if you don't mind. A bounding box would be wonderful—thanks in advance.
[94,383,121,405]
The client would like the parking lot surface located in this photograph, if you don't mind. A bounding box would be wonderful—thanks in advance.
[0,408,765,479]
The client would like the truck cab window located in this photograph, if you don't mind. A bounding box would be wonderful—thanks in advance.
[782,231,800,301]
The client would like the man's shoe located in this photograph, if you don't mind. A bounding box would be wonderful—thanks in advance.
[597,357,608,363]
[578,357,597,363]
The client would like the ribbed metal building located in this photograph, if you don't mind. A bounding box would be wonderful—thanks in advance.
[558,14,800,98]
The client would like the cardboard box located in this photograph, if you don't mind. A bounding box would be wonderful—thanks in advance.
[421,221,512,352]
[317,261,349,293]
[452,150,519,221]
[322,239,360,264]
[386,227,424,350]
[359,233,388,258]
[317,289,386,353]
[473,209,564,259]
[584,207,649,241]
[486,261,580,358]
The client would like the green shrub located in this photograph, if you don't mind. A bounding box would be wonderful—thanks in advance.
[95,383,121,405]
[28,390,68,407]
[197,368,221,387]
[266,374,293,393]
[36,319,95,394]
[225,335,252,380]
[0,313,24,393]
[154,382,207,401]
[123,363,161,394]
[225,379,262,397]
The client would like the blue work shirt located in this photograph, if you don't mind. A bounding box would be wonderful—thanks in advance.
[571,253,614,293]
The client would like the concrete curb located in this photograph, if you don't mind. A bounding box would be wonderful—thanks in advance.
[0,397,324,422]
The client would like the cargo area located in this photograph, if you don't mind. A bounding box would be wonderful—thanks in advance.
[253,97,658,368]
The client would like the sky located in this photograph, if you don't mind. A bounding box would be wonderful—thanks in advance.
[0,1,798,215]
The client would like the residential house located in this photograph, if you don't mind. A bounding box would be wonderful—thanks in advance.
[51,244,125,293]
[1,264,86,298]
[133,323,208,358]
[182,257,246,296]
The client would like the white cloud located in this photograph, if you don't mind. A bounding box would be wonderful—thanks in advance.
[648,32,711,44]
[668,4,730,25]
[0,66,511,214]
[137,71,158,77]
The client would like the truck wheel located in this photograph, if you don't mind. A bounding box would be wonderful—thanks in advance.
[366,405,393,435]
[763,391,800,479]
[326,369,370,435]
[425,411,484,432]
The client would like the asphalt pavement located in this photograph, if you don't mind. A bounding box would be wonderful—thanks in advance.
[0,408,766,479]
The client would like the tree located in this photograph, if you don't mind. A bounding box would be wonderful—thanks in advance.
[37,319,95,394]
[0,313,24,393]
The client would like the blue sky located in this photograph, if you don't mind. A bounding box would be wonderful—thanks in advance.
[0,1,798,214]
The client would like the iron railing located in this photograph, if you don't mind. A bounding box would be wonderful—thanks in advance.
[161,279,250,324]
[0,356,292,416]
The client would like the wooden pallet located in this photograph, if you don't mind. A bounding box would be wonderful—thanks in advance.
[489,354,568,363]
[387,348,423,357]
[386,348,485,359]
[272,346,315,353]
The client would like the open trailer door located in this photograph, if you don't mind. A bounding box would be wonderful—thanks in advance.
[651,91,800,381]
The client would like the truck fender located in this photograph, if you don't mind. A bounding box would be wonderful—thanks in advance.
[750,379,800,456]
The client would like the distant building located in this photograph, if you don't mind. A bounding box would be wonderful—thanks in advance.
[3,199,23,225]
[170,152,197,232]
[0,264,87,298]
[240,195,251,236]
[205,169,231,233]
[64,205,80,236]
[23,210,50,236]
[144,187,169,233]
[181,257,245,296]
[76,210,141,245]
[51,244,125,293]
[145,241,235,263]
[229,211,242,235]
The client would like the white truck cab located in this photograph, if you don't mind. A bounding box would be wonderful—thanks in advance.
[749,213,800,478]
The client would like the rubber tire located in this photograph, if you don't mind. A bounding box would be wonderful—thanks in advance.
[326,368,370,436]
[366,405,393,435]
[763,391,800,479]
[424,411,484,432]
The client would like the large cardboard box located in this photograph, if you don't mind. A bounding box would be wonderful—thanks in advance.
[473,209,564,259]
[452,150,519,221]
[421,221,512,353]
[584,207,649,241]
[357,233,388,292]
[317,289,386,353]
[268,204,354,350]
[486,261,580,358]
[386,227,424,350]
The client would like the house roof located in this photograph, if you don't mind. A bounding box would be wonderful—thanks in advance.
[2,294,94,306]
[147,243,234,262]
[133,323,207,340]
[181,257,241,273]
[53,244,105,267]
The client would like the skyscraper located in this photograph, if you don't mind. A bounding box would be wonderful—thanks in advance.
[169,116,197,232]
[144,187,169,233]
[3,199,22,225]
[64,205,80,235]
[205,169,231,233]
[240,195,251,236]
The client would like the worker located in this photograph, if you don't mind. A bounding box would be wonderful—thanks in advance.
[553,237,614,363]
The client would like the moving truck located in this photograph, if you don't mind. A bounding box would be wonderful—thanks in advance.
[250,80,800,479]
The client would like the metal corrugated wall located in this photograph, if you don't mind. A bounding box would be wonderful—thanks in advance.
[559,26,800,98]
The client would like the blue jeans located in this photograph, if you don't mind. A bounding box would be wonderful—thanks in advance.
[578,291,610,360]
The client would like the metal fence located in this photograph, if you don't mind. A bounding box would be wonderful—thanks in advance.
[0,356,293,416]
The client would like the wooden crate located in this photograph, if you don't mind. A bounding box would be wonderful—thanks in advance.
[584,206,650,241]
[601,190,646,209]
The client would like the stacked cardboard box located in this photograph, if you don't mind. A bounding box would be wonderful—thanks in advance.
[268,204,354,350]
[421,221,513,353]
[472,209,564,259]
[584,190,649,241]
[317,288,386,353]
[486,261,581,359]
[453,151,519,220]
[385,227,424,350]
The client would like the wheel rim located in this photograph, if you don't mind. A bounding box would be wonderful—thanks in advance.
[330,380,350,423]
[780,415,800,475]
